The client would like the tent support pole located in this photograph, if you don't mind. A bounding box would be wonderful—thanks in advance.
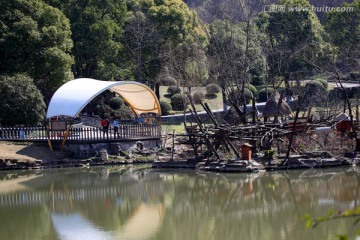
[61,119,74,152]
[46,124,53,151]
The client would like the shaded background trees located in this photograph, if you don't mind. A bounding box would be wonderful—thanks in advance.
[45,0,128,80]
[0,0,73,103]
[0,75,46,126]
[1,0,360,126]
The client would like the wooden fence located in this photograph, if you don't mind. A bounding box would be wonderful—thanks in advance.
[0,124,161,142]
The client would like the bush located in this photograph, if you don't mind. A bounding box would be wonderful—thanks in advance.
[329,88,344,101]
[251,75,265,86]
[160,76,176,86]
[349,71,360,81]
[329,87,357,101]
[314,79,329,90]
[206,84,220,95]
[167,86,181,96]
[160,101,172,115]
[193,92,205,104]
[350,87,360,98]
[116,106,134,119]
[258,88,275,102]
[240,88,253,104]
[205,93,217,99]
[0,74,45,126]
[94,104,112,117]
[305,81,325,91]
[246,84,257,96]
[108,97,124,110]
[227,88,253,104]
[303,81,328,107]
[171,93,188,111]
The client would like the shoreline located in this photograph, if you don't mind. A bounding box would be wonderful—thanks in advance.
[0,142,155,170]
[1,141,357,172]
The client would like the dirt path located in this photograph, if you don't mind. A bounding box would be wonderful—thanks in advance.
[0,142,61,162]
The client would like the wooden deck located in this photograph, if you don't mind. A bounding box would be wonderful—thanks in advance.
[0,124,161,143]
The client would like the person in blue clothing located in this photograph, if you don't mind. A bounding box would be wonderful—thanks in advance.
[138,115,145,124]
[113,117,119,138]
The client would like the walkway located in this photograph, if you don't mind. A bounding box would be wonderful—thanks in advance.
[0,124,161,143]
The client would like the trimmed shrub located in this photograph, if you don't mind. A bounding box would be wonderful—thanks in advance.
[329,87,344,101]
[350,87,360,98]
[349,71,360,81]
[305,81,325,91]
[251,75,265,86]
[160,76,176,86]
[242,88,253,104]
[314,79,329,90]
[227,88,253,104]
[94,104,112,117]
[258,88,275,102]
[193,92,205,104]
[205,93,217,99]
[302,81,328,106]
[246,84,257,96]
[206,84,220,95]
[109,97,124,110]
[167,86,181,96]
[117,106,134,119]
[171,93,188,111]
[160,101,172,115]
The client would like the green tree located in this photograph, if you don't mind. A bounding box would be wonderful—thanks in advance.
[324,0,360,72]
[207,20,264,107]
[0,74,46,126]
[164,34,208,95]
[0,0,73,102]
[257,0,327,86]
[122,0,206,98]
[46,0,127,80]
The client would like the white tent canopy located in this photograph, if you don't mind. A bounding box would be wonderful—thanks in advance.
[46,78,161,119]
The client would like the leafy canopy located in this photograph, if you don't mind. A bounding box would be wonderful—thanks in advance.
[46,0,127,80]
[324,0,360,72]
[0,74,46,126]
[0,0,74,101]
[257,0,327,82]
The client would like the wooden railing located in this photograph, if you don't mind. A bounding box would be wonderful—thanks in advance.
[0,124,161,142]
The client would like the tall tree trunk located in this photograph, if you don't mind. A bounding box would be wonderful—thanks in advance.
[155,82,160,100]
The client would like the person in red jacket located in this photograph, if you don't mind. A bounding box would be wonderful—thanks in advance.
[101,118,109,138]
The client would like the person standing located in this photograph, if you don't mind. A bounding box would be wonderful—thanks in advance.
[113,118,119,138]
[101,118,109,138]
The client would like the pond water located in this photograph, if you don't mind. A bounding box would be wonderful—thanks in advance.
[0,165,360,240]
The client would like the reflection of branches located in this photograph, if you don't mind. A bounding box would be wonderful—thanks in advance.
[281,173,301,217]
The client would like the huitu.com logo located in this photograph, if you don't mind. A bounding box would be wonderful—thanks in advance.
[263,5,354,13]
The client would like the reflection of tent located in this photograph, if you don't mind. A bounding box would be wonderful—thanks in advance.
[51,213,113,240]
[46,78,161,119]
[51,203,164,240]
[115,203,164,240]
[262,91,292,118]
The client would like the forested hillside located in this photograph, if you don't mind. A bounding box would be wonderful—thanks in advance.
[0,0,359,126]
[185,0,353,22]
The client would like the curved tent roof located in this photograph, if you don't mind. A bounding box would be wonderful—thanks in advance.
[46,78,161,118]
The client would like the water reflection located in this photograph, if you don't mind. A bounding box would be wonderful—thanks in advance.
[0,166,360,240]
